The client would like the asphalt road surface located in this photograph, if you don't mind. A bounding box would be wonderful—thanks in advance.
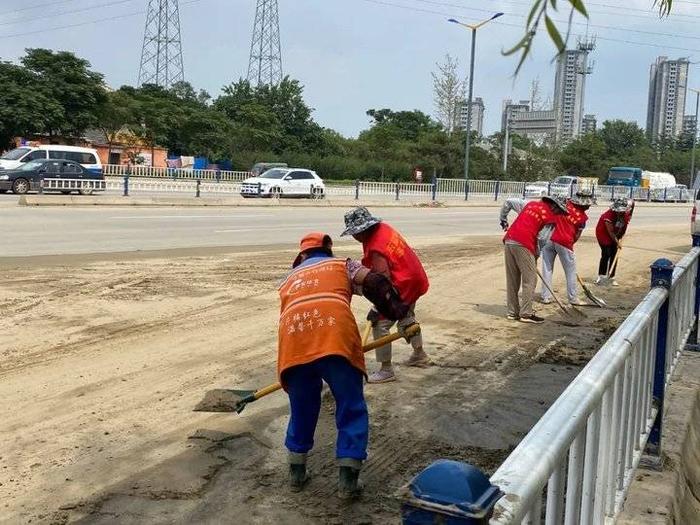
[0,197,691,257]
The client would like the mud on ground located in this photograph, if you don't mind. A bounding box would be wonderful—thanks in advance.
[0,228,690,524]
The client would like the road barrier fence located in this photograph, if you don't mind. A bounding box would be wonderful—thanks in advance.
[400,238,700,524]
[31,167,698,203]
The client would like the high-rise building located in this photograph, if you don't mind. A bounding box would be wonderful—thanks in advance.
[553,39,595,143]
[646,56,690,140]
[460,97,485,136]
[582,114,597,134]
[510,109,558,145]
[501,99,530,133]
[683,114,697,139]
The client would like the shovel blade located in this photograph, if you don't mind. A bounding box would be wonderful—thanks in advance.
[193,389,255,413]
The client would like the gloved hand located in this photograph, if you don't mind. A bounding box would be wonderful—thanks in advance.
[366,309,381,326]
[500,220,509,231]
[397,320,420,343]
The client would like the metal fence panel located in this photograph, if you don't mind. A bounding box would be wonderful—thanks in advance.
[488,243,700,524]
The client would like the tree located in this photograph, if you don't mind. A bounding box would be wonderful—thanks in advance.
[598,120,647,158]
[96,91,135,160]
[507,1,674,73]
[559,132,607,179]
[0,61,63,149]
[431,54,465,135]
[21,48,106,136]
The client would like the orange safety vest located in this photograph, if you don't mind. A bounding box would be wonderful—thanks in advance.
[277,257,365,385]
[361,222,429,305]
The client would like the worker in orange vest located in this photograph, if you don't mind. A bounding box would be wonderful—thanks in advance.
[278,232,411,499]
[341,207,430,383]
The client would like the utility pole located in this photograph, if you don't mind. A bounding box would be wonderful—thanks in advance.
[448,13,503,198]
[502,120,510,174]
[248,0,283,86]
[138,0,184,88]
[690,88,700,190]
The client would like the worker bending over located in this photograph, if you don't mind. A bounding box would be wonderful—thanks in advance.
[503,196,568,323]
[595,198,633,286]
[540,191,595,305]
[342,207,430,384]
[278,232,411,499]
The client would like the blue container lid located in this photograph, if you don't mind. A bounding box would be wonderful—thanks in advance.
[405,460,503,518]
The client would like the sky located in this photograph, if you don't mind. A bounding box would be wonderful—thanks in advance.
[1,0,699,138]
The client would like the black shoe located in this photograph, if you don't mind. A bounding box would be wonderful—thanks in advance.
[338,466,362,500]
[289,464,309,492]
[519,314,545,324]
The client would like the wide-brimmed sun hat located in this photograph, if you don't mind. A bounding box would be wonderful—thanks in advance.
[341,207,382,237]
[610,198,630,213]
[570,190,596,207]
[542,195,569,214]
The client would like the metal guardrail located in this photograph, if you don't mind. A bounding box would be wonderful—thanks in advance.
[486,247,699,524]
[41,178,106,193]
[399,240,700,524]
[32,172,697,204]
[103,164,250,182]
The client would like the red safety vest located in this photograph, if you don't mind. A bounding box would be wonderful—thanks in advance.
[596,210,630,246]
[277,258,364,385]
[361,222,429,305]
[504,201,557,254]
[551,202,588,251]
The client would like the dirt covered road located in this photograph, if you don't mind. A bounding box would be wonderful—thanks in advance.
[0,225,691,524]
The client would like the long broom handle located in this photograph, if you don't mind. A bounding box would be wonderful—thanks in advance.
[535,268,571,316]
[607,243,622,278]
[251,324,421,402]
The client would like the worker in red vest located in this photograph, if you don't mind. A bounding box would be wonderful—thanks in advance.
[540,191,595,305]
[595,198,632,286]
[278,232,410,499]
[341,207,430,384]
[504,196,568,323]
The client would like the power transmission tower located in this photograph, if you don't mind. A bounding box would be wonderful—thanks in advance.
[248,0,283,86]
[138,0,185,88]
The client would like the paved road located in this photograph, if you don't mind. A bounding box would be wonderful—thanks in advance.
[0,199,691,257]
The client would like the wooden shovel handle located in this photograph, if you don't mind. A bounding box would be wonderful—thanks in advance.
[250,324,421,402]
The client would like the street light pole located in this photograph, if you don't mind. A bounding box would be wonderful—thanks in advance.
[503,118,510,174]
[449,13,503,199]
[690,88,700,191]
[464,29,476,190]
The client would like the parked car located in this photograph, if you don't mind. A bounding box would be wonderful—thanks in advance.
[0,145,102,174]
[250,162,288,177]
[524,181,550,198]
[240,168,325,198]
[0,159,105,195]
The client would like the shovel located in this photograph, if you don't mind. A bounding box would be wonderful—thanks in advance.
[576,274,606,308]
[605,244,622,285]
[535,268,586,322]
[194,324,421,415]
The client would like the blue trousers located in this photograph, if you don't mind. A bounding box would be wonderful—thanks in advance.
[283,355,368,461]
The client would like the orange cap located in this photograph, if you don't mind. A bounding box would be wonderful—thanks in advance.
[293,232,332,267]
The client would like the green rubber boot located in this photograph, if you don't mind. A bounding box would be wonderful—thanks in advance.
[288,452,309,492]
[337,466,362,500]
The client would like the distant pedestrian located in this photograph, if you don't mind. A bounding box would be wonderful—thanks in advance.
[540,191,595,305]
[503,196,569,323]
[595,198,632,286]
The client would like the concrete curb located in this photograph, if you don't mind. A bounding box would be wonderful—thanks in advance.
[15,195,694,209]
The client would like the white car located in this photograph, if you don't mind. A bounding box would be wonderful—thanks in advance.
[524,181,549,198]
[240,168,325,198]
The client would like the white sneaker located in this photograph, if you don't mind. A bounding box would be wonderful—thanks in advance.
[594,275,605,285]
[610,279,619,287]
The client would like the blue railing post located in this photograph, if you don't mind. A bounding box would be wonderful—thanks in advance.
[547,182,552,196]
[663,187,668,202]
[629,186,633,200]
[216,168,221,183]
[494,180,501,202]
[693,235,700,345]
[395,182,400,201]
[521,182,526,198]
[123,169,130,197]
[38,177,44,195]
[464,180,470,201]
[431,174,437,201]
[646,258,674,456]
[355,179,360,200]
[196,178,201,198]
[257,182,262,197]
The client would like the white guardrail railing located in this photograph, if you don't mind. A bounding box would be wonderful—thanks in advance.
[37,169,697,203]
[399,242,700,524]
